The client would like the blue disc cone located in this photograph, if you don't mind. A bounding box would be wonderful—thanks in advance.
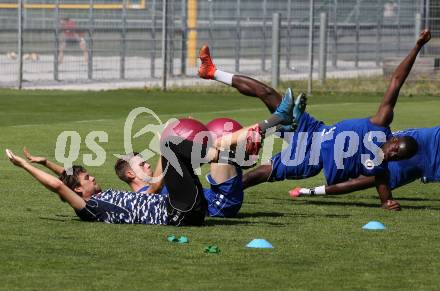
[362,221,386,230]
[246,239,274,249]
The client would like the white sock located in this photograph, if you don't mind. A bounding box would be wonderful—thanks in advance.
[300,185,326,196]
[214,70,234,85]
[313,185,326,195]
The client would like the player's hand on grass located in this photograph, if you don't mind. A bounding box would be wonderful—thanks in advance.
[382,199,401,211]
[23,146,47,164]
[417,29,431,47]
[289,187,305,198]
[6,149,28,168]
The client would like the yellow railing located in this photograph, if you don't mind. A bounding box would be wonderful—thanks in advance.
[187,0,197,67]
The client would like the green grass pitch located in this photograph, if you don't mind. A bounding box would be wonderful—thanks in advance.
[0,87,439,290]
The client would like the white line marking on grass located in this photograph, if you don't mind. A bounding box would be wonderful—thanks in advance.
[72,107,267,124]
[74,119,115,124]
[6,107,267,128]
[4,102,388,128]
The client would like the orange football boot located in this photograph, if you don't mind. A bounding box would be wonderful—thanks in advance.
[198,45,216,79]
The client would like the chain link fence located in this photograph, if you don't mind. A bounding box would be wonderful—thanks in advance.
[0,0,438,90]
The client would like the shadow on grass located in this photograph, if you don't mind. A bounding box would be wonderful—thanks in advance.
[361,195,440,202]
[237,211,349,219]
[284,212,351,219]
[304,200,440,210]
[205,209,311,227]
[204,219,252,226]
[395,197,440,202]
[205,218,287,227]
[236,211,285,218]
[245,198,292,204]
[38,216,80,222]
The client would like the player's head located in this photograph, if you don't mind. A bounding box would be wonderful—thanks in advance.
[382,135,418,161]
[206,117,243,139]
[115,152,153,185]
[59,165,101,200]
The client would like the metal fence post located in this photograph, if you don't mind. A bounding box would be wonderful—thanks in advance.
[397,0,401,54]
[54,0,60,81]
[355,0,360,68]
[168,0,174,76]
[208,0,214,50]
[271,13,280,88]
[161,0,168,90]
[424,0,430,31]
[120,0,127,79]
[422,0,428,56]
[307,0,315,95]
[151,0,157,78]
[286,0,293,70]
[88,0,94,80]
[180,0,187,76]
[332,0,338,67]
[261,0,267,72]
[17,0,24,89]
[376,0,383,66]
[319,12,328,85]
[415,12,421,42]
[235,0,241,73]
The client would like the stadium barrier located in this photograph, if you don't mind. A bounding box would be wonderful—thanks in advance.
[0,0,438,91]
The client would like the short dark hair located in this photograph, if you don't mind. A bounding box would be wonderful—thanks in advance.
[398,135,418,159]
[58,165,87,197]
[115,152,139,184]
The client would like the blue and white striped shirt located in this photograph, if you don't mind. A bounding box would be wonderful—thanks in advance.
[76,188,169,225]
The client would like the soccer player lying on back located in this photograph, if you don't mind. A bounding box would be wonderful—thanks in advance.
[290,126,440,197]
[24,118,247,218]
[198,29,432,210]
[114,118,248,218]
[5,88,304,226]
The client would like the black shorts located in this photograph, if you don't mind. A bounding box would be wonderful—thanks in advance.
[162,139,208,226]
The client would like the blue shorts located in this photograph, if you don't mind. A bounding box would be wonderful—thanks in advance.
[269,112,324,181]
[204,167,243,218]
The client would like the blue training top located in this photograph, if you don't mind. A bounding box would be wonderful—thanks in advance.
[75,189,169,224]
[389,126,440,189]
[321,117,392,185]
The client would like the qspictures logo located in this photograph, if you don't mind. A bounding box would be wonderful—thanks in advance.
[54,107,386,177]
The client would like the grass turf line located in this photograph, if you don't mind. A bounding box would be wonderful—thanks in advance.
[0,88,439,290]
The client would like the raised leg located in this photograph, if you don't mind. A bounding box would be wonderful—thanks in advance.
[199,45,282,113]
[232,75,282,113]
[242,164,272,189]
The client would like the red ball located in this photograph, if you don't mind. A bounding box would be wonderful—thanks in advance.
[206,118,243,138]
[161,118,212,144]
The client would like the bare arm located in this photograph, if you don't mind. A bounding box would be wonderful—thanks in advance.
[6,149,86,210]
[321,175,400,210]
[375,171,401,211]
[293,174,400,210]
[370,29,431,126]
[23,147,65,175]
[325,176,375,195]
[146,157,165,194]
[291,176,375,196]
